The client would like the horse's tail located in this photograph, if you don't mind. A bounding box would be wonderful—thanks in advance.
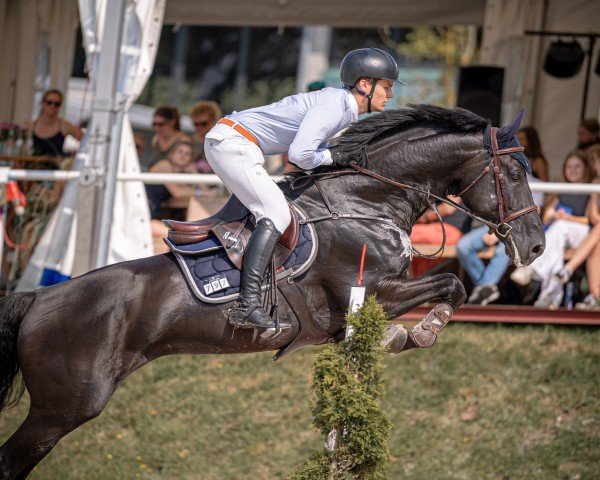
[0,291,36,412]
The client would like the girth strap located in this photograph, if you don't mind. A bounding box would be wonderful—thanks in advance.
[272,280,331,361]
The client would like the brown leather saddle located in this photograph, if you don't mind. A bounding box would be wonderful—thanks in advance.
[164,196,301,270]
[164,196,331,361]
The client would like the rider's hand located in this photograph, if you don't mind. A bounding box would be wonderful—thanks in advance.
[330,147,367,168]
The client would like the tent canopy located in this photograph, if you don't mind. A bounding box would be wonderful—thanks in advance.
[1,0,598,179]
[164,0,486,27]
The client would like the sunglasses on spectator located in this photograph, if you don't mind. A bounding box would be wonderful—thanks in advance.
[44,100,62,107]
[152,121,166,127]
[194,121,210,127]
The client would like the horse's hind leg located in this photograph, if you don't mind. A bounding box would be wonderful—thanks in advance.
[0,410,64,479]
[377,273,466,353]
[0,385,115,479]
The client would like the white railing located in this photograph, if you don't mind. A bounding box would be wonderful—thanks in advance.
[2,169,600,194]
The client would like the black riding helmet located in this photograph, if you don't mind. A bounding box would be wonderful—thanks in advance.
[340,48,405,113]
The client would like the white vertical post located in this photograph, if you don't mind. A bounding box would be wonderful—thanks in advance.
[94,95,126,268]
[296,26,332,92]
[75,0,127,272]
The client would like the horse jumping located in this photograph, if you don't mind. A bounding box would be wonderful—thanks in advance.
[0,105,545,479]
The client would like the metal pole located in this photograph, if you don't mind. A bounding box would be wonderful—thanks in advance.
[580,35,595,120]
[296,26,332,92]
[94,96,126,268]
[76,0,127,272]
[170,25,189,106]
[233,27,251,110]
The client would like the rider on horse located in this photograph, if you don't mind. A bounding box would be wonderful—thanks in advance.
[204,47,405,330]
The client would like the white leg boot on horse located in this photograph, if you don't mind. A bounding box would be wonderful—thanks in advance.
[228,218,281,329]
[410,303,453,348]
[381,303,452,354]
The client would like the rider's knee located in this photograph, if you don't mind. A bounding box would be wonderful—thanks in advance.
[269,209,292,235]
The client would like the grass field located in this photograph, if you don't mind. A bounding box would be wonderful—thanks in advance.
[1,322,598,479]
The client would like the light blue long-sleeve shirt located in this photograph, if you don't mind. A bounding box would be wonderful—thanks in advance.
[227,87,359,170]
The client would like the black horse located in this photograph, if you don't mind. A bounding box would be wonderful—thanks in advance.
[0,105,544,479]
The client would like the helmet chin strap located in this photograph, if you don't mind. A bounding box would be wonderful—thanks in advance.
[352,80,378,113]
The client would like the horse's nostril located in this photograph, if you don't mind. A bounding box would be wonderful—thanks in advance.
[532,244,543,254]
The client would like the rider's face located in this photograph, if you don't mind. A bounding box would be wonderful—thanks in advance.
[370,79,394,112]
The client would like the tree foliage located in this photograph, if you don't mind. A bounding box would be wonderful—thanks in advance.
[287,296,392,480]
[382,26,479,106]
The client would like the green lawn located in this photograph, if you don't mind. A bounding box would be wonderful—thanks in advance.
[1,323,598,479]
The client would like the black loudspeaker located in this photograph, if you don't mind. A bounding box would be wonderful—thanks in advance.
[456,66,504,126]
[543,40,585,78]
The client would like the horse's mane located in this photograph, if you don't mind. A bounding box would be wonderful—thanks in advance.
[337,104,488,159]
[281,104,489,183]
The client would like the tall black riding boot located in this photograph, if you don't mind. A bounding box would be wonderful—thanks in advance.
[228,218,281,329]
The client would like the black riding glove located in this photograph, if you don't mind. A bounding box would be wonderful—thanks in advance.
[330,147,367,168]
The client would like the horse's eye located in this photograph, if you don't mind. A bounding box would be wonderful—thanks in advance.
[509,172,521,182]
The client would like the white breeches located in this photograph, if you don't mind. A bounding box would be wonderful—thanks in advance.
[204,125,291,234]
[531,219,589,289]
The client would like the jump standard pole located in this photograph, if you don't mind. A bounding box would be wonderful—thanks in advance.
[326,243,368,452]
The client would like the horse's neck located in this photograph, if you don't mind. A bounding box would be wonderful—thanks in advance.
[369,130,481,219]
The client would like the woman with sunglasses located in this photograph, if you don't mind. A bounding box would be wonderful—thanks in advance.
[28,89,82,167]
[148,106,190,168]
[188,101,222,173]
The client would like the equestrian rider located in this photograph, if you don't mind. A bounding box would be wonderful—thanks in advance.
[204,47,404,330]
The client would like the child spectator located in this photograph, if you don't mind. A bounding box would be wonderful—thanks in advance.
[145,140,198,220]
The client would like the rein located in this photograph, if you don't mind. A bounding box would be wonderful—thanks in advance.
[290,127,540,259]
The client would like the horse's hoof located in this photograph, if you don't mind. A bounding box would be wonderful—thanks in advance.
[411,303,453,348]
[381,323,408,353]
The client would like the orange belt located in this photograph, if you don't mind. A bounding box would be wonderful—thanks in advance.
[217,118,259,146]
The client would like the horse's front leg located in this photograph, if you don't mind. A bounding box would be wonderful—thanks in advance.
[375,273,466,353]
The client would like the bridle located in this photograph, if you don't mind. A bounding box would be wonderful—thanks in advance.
[454,127,539,238]
[291,127,540,258]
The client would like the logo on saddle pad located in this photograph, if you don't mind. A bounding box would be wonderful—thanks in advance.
[202,275,231,295]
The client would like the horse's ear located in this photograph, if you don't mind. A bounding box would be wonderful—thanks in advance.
[498,108,525,139]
